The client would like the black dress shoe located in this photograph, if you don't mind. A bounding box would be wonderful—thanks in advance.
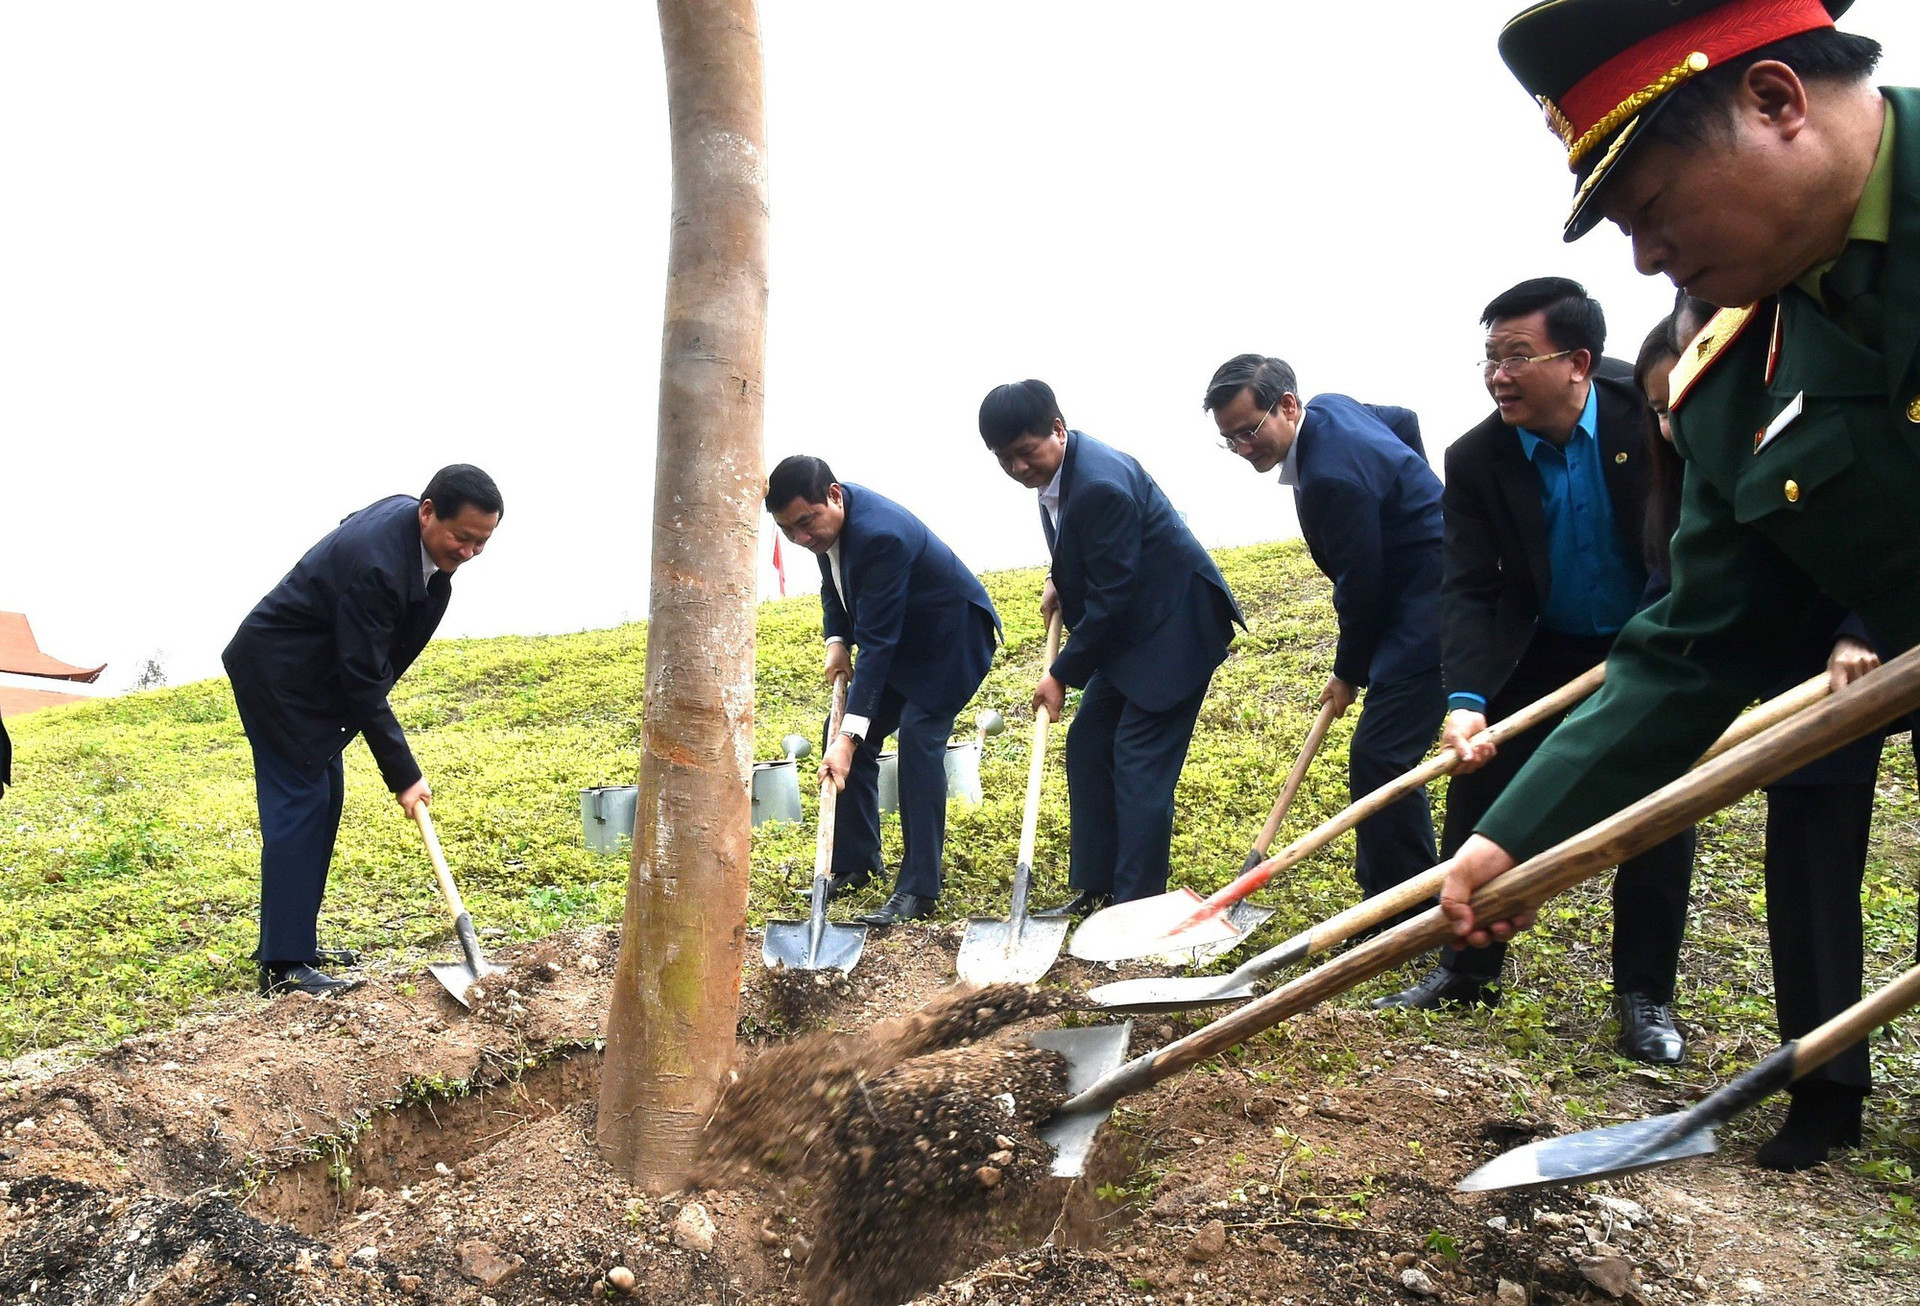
[258,963,362,998]
[1616,991,1685,1065]
[1032,890,1113,920]
[1371,966,1493,1010]
[1755,1082,1865,1172]
[794,868,872,901]
[314,947,362,968]
[856,892,935,926]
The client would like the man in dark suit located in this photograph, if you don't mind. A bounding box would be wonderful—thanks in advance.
[1203,355,1444,908]
[766,456,1001,925]
[978,379,1242,913]
[224,465,502,996]
[1374,278,1697,1066]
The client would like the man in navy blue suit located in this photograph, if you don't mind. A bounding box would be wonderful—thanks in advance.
[766,456,1001,925]
[1204,355,1445,909]
[979,380,1242,913]
[225,465,503,997]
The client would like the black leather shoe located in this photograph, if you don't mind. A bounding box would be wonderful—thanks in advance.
[794,868,872,901]
[1371,966,1493,1010]
[314,947,361,968]
[1033,890,1113,920]
[1616,991,1685,1065]
[258,963,362,998]
[1755,1082,1865,1172]
[856,892,935,926]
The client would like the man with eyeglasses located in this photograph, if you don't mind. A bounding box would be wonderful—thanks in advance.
[1203,355,1445,914]
[1374,277,1699,1069]
[978,379,1243,915]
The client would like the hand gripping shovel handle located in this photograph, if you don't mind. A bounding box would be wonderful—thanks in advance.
[1203,668,1837,998]
[1010,613,1065,926]
[1176,663,1610,937]
[1061,646,1920,1119]
[415,805,485,975]
[1240,697,1341,870]
[807,674,851,961]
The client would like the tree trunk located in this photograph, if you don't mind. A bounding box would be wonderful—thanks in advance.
[597,0,768,1191]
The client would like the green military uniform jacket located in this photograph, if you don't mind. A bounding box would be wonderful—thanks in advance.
[1479,85,1920,861]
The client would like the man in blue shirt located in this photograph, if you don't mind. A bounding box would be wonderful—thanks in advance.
[1203,355,1445,911]
[1374,278,1697,1067]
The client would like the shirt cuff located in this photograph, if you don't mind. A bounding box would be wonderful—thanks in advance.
[840,713,872,741]
[825,636,847,647]
[1447,693,1488,713]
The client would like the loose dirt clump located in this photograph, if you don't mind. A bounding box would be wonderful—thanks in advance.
[809,1040,1068,1306]
[760,963,855,1033]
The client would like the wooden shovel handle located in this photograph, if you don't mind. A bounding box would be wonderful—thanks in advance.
[1016,613,1066,868]
[414,805,468,923]
[1250,698,1341,858]
[814,673,849,880]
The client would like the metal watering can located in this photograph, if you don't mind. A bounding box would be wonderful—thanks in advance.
[876,709,1005,814]
[750,735,812,828]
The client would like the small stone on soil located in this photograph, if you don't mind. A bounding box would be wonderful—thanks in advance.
[1185,1219,1227,1262]
[1398,1267,1439,1296]
[673,1201,717,1253]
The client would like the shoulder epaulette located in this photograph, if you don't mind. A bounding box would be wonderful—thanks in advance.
[1668,304,1757,411]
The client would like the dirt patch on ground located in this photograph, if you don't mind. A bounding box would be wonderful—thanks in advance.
[3,924,1916,1305]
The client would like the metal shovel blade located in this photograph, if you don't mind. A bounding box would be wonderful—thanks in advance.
[1455,1112,1718,1193]
[429,956,495,1008]
[1032,1022,1134,1177]
[956,914,1071,986]
[1083,971,1259,1015]
[762,916,869,973]
[1150,900,1275,967]
[1068,888,1243,962]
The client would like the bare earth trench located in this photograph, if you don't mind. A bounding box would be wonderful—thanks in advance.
[2,923,1913,1306]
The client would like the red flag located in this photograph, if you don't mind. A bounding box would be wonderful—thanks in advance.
[771,533,787,597]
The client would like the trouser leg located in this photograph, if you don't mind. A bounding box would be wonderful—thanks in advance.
[1065,674,1124,896]
[241,705,344,967]
[830,689,903,878]
[1107,681,1210,904]
[1349,668,1443,900]
[1765,783,1874,1092]
[1611,825,1696,1002]
[893,699,955,900]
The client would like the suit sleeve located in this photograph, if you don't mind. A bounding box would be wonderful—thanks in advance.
[336,572,423,793]
[1050,482,1142,688]
[1299,475,1388,687]
[1476,464,1817,859]
[843,532,915,722]
[1439,450,1507,707]
[1369,404,1427,460]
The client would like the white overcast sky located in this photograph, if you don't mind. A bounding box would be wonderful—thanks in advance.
[5,2,1918,689]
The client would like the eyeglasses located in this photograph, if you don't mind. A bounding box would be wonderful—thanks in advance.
[1219,397,1281,450]
[1478,349,1575,378]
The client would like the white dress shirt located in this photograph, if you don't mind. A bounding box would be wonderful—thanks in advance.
[821,540,872,741]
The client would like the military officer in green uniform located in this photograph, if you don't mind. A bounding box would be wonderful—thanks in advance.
[1444,0,1920,1165]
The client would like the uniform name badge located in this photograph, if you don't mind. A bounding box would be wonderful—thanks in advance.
[1752,391,1805,455]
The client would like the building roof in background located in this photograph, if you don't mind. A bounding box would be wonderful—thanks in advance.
[0,611,105,683]
[0,684,93,717]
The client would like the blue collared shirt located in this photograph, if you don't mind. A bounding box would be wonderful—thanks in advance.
[1518,383,1645,638]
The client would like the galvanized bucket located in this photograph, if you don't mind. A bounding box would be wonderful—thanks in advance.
[877,749,900,815]
[580,785,638,855]
[751,758,805,827]
[944,738,984,808]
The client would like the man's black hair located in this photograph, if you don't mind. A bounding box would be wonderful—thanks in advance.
[764,455,837,512]
[1481,276,1607,357]
[978,380,1063,451]
[1202,354,1299,414]
[1645,29,1882,150]
[422,464,504,521]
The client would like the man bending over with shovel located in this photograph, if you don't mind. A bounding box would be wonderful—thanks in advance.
[979,380,1243,915]
[225,465,502,997]
[1448,0,1920,1164]
[766,456,1001,926]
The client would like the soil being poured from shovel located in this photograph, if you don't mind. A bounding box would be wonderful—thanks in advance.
[699,982,1071,1306]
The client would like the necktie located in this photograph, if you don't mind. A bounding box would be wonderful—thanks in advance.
[1820,239,1887,351]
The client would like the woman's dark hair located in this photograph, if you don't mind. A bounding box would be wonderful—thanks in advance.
[1635,314,1686,578]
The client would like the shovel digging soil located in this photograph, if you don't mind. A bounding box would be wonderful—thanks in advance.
[413,805,498,1006]
[1033,647,1920,1177]
[764,672,869,974]
[1459,961,1920,1192]
[1085,670,1833,1015]
[956,613,1070,986]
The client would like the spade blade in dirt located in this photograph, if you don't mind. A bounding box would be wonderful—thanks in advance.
[762,912,869,973]
[956,909,1070,986]
[414,807,499,1009]
[1455,1113,1719,1193]
[1031,1022,1134,1178]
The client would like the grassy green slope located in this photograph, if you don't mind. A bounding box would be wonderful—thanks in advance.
[3,539,1917,1211]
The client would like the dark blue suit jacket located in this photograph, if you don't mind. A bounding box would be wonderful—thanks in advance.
[224,496,450,792]
[1043,431,1243,712]
[821,484,1000,721]
[1291,394,1444,687]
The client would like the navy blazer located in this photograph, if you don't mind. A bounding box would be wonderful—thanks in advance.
[224,496,451,792]
[1290,394,1444,687]
[1043,431,1243,712]
[1441,365,1653,704]
[822,484,1000,721]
